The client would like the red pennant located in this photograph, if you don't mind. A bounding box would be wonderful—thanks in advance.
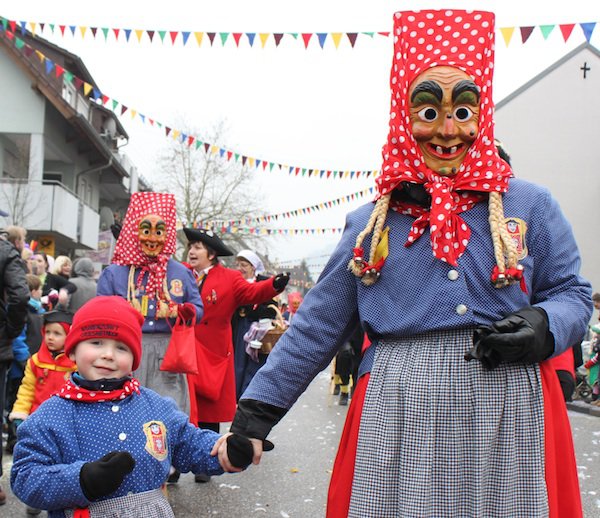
[169,31,178,44]
[301,33,312,48]
[113,28,120,40]
[295,167,300,176]
[346,33,358,47]
[9,20,16,33]
[101,94,109,105]
[59,25,66,36]
[559,24,575,42]
[273,33,284,46]
[227,151,233,160]
[187,136,195,146]
[377,31,390,37]
[262,160,268,170]
[520,26,535,43]
[55,65,65,78]
[233,33,242,46]
[148,118,154,126]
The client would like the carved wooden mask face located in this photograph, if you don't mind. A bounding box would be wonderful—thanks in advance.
[137,214,167,257]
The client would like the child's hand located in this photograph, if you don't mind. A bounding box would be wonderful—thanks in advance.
[212,433,265,472]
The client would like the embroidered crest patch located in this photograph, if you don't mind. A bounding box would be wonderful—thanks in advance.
[170,279,184,297]
[143,421,168,461]
[504,217,528,260]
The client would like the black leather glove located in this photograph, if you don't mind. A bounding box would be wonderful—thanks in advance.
[231,399,285,450]
[226,434,255,469]
[272,273,290,291]
[465,306,554,371]
[80,451,135,501]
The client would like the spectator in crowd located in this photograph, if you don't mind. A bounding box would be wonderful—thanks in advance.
[51,255,72,281]
[67,257,97,312]
[32,252,75,310]
[0,231,29,505]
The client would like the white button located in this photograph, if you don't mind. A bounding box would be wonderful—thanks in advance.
[148,321,154,326]
[149,304,154,310]
[119,433,127,441]
[447,270,459,281]
[456,304,468,315]
[111,405,120,413]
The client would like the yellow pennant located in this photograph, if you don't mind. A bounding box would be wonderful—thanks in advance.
[79,26,87,39]
[259,33,269,48]
[131,109,138,120]
[135,29,144,43]
[171,129,180,140]
[500,27,515,47]
[331,33,342,49]
[194,32,204,46]
[29,22,37,36]
[248,157,255,168]
[35,50,45,62]
[373,226,390,265]
[83,82,93,96]
[210,145,219,155]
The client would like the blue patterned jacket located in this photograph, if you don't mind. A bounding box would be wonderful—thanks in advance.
[11,387,223,516]
[242,179,592,409]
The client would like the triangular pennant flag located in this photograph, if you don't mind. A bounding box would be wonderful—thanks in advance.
[232,33,242,46]
[55,64,65,78]
[69,25,76,36]
[79,26,87,38]
[83,82,93,97]
[39,22,45,32]
[112,99,118,110]
[259,33,269,48]
[49,23,55,33]
[246,33,256,46]
[234,153,240,162]
[187,136,195,147]
[331,32,342,49]
[135,29,144,42]
[204,143,210,153]
[207,32,216,45]
[101,27,109,41]
[158,30,166,43]
[64,71,74,83]
[92,88,101,100]
[101,94,109,105]
[248,157,255,168]
[220,32,229,46]
[539,25,555,40]
[18,21,26,35]
[169,31,178,44]
[520,26,535,44]
[139,114,145,123]
[165,126,172,136]
[317,33,327,49]
[194,32,204,46]
[44,58,55,75]
[91,27,97,38]
[1,18,8,31]
[289,33,298,40]
[147,30,155,42]
[500,27,515,46]
[121,104,128,115]
[195,140,202,150]
[113,28,120,40]
[15,37,25,49]
[346,33,358,47]
[580,22,596,42]
[301,33,312,48]
[181,31,190,45]
[559,24,575,42]
[29,22,37,35]
[124,29,132,41]
[242,156,247,166]
[273,33,284,46]
[378,31,390,37]
[59,25,66,36]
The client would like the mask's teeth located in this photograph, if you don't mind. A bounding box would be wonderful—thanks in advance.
[450,146,457,154]
[436,146,443,154]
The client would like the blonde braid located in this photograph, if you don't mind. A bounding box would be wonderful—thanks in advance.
[348,194,391,285]
[488,191,521,288]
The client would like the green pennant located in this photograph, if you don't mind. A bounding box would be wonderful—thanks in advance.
[112,99,118,110]
[269,163,274,171]
[158,30,166,42]
[49,23,55,33]
[15,37,25,49]
[219,32,229,46]
[156,122,162,128]
[302,168,306,176]
[63,71,74,82]
[234,153,239,162]
[539,25,555,39]
[289,33,298,39]
[361,32,374,37]
[101,27,109,40]
[195,140,203,150]
[1,18,7,31]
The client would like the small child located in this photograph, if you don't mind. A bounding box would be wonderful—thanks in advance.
[10,296,255,517]
[8,309,76,426]
[4,274,46,452]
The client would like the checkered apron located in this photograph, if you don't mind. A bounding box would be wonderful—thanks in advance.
[349,329,548,517]
[65,489,173,518]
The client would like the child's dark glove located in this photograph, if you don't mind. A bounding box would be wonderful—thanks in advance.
[465,306,554,371]
[80,451,135,501]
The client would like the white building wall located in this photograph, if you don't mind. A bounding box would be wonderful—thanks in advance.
[495,46,600,294]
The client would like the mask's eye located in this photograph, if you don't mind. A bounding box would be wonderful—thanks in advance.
[140,228,150,236]
[453,106,473,122]
[417,107,438,122]
[156,229,164,237]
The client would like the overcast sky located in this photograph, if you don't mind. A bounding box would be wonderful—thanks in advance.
[3,0,599,273]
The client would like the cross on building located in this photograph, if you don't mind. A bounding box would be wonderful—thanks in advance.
[580,61,590,79]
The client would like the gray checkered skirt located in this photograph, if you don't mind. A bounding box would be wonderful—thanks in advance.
[64,489,173,517]
[349,329,548,517]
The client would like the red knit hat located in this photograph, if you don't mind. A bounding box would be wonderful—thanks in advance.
[65,296,144,371]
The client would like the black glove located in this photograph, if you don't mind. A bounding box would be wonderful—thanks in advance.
[231,399,285,450]
[272,273,290,291]
[465,307,554,371]
[226,434,255,469]
[110,222,122,240]
[80,451,135,501]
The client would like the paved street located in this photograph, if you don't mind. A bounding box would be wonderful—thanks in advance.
[2,370,600,517]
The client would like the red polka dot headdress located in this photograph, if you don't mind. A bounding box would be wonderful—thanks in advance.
[351,10,523,290]
[112,192,177,299]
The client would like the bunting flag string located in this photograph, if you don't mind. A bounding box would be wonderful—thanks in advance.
[0,25,379,180]
[187,224,344,235]
[200,186,374,228]
[2,16,597,49]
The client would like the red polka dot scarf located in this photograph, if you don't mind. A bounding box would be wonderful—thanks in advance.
[376,10,512,266]
[112,192,177,299]
[56,377,141,402]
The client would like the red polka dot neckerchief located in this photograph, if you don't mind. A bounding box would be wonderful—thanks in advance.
[55,377,141,403]
[111,192,177,300]
[375,10,512,267]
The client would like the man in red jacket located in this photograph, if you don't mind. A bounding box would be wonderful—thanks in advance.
[183,228,288,482]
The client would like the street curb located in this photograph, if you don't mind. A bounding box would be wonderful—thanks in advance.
[566,400,600,417]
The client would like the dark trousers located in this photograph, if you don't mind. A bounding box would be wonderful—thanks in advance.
[0,360,8,477]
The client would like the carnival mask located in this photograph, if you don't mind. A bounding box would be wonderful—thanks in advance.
[137,214,167,257]
[409,66,480,176]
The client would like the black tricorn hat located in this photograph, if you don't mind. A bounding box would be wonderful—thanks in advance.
[43,310,74,325]
[183,228,234,257]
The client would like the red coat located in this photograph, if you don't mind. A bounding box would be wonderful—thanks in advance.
[188,263,279,423]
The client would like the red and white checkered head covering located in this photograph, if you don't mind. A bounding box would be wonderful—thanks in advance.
[376,10,512,266]
[112,192,177,299]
